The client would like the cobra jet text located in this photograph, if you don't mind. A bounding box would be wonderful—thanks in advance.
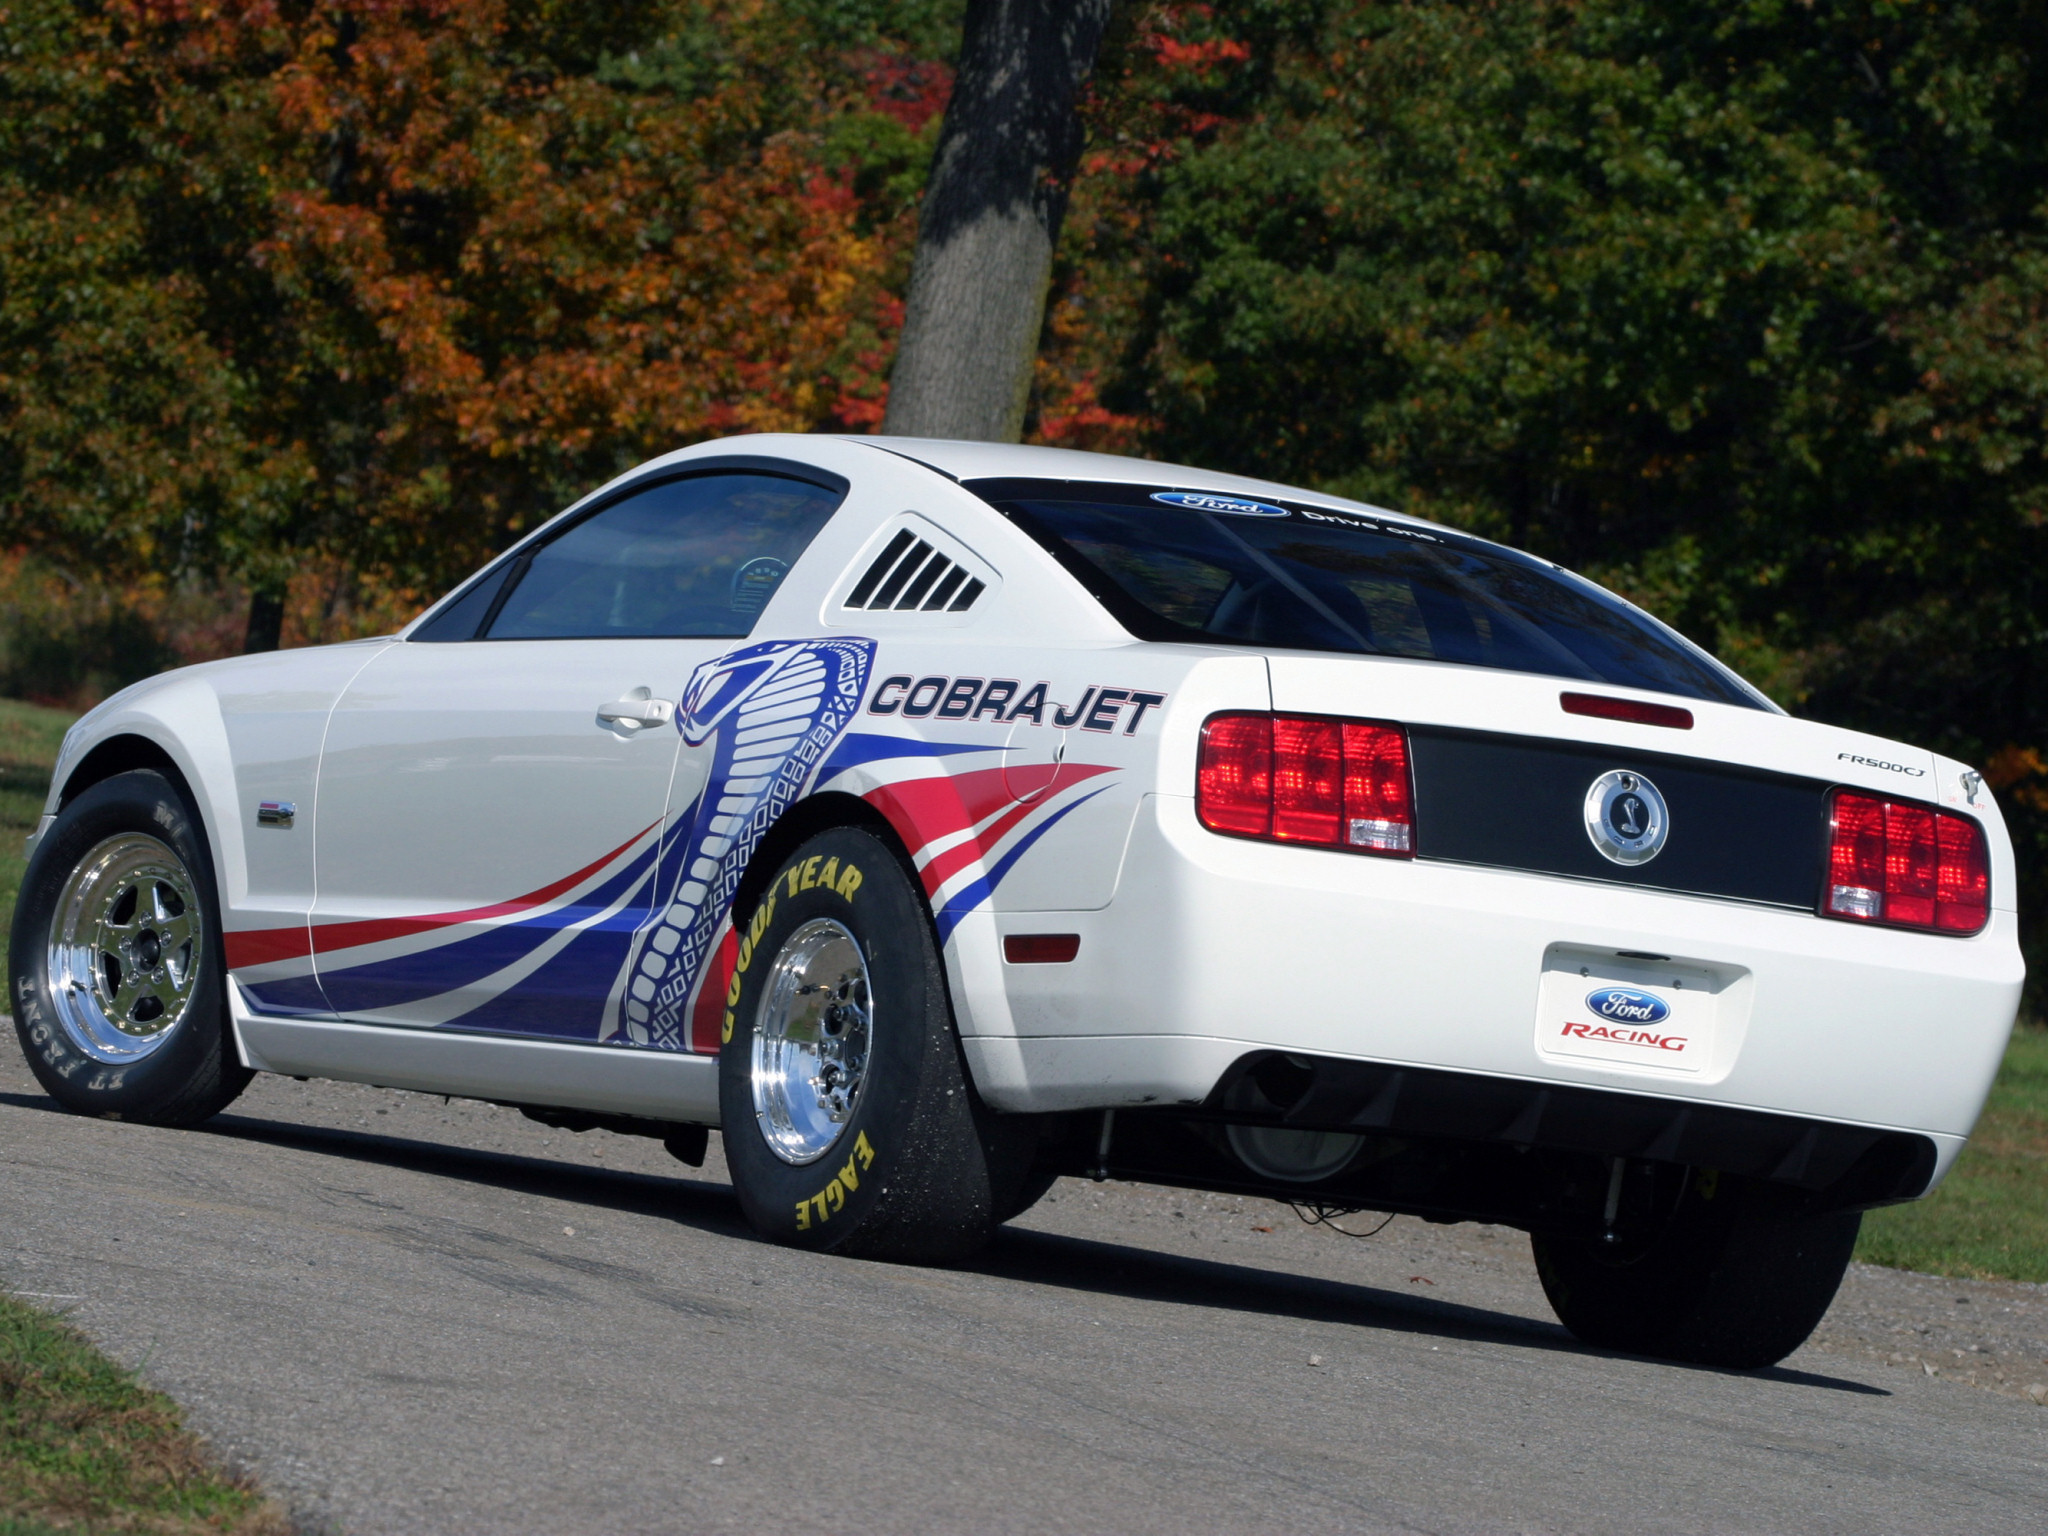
[868,676,1167,734]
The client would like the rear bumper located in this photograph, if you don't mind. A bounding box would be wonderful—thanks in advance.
[963,793,2022,1180]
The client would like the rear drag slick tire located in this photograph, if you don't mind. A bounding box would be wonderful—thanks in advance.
[1532,1171,1860,1370]
[718,826,1033,1263]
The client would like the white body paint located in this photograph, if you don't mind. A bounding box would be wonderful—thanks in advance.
[34,435,2024,1195]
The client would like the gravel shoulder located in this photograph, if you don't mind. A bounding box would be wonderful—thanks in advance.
[3,1037,2044,1535]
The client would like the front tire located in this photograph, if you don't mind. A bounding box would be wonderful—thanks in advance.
[1532,1171,1860,1369]
[9,769,250,1126]
[718,826,1029,1262]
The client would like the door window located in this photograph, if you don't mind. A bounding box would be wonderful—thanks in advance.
[484,472,842,640]
[409,562,514,642]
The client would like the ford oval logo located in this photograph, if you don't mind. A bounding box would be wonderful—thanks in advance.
[1150,489,1290,518]
[1585,986,1671,1026]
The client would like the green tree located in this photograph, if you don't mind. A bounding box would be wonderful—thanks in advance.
[1076,0,2048,996]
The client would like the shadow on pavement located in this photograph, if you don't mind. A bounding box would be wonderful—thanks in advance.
[0,1087,743,1235]
[0,1086,1889,1398]
[979,1224,1889,1397]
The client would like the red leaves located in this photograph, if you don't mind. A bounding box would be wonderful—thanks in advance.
[853,49,953,133]
[1033,370,1146,455]
[1148,36,1251,73]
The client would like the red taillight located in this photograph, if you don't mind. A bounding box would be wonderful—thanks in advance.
[1825,791,1989,935]
[1198,712,1413,857]
[1272,716,1344,842]
[1342,720,1415,853]
[1196,713,1272,836]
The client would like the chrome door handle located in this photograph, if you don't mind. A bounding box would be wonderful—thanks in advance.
[598,696,675,727]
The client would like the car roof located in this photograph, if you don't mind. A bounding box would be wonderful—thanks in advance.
[840,436,1450,535]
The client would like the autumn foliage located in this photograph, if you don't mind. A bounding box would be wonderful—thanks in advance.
[1,0,2044,995]
[0,0,925,619]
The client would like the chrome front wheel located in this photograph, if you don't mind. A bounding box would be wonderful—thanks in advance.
[47,832,205,1064]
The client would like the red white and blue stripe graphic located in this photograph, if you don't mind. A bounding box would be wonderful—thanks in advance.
[226,636,1118,1052]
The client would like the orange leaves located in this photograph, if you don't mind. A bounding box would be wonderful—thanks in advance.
[1985,746,2048,811]
[427,128,893,457]
[29,2,916,595]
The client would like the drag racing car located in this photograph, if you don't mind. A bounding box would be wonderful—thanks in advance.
[11,436,2024,1368]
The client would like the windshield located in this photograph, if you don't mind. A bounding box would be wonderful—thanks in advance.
[969,479,1759,709]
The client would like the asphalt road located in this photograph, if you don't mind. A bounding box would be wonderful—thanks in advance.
[3,1038,2043,1535]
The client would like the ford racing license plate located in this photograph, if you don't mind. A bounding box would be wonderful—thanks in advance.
[1534,947,1740,1076]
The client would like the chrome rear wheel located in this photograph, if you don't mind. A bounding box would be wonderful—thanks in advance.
[750,917,872,1165]
[719,825,1025,1261]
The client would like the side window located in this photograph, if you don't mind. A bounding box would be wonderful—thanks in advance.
[484,472,842,641]
[410,561,515,642]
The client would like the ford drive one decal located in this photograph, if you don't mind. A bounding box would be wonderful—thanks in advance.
[1149,490,1290,518]
[1585,986,1672,1026]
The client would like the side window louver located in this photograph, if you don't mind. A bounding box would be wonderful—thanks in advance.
[844,529,987,613]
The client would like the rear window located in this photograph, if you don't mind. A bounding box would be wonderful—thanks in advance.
[969,479,1758,709]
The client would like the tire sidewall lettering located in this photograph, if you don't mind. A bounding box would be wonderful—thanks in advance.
[721,854,870,1043]
[8,770,231,1120]
[793,1130,878,1232]
[719,829,922,1249]
[720,889,778,1044]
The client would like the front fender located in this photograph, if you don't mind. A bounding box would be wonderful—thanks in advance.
[47,676,250,913]
[41,642,395,926]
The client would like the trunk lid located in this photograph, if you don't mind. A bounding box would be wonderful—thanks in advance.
[1266,652,1936,910]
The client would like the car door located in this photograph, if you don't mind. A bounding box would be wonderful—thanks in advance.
[309,467,846,1043]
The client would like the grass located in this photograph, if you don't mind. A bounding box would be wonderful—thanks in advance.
[0,1294,287,1535]
[1,698,74,1003]
[1857,1024,2048,1283]
[3,702,288,1532]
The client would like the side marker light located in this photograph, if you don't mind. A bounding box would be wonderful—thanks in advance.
[1004,934,1081,964]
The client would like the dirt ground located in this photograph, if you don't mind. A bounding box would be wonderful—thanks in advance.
[1809,1257,2048,1405]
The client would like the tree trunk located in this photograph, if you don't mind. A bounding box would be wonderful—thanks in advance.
[244,589,285,653]
[883,0,1114,442]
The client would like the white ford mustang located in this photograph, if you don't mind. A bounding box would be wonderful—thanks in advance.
[11,436,2024,1367]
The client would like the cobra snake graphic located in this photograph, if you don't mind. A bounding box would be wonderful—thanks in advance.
[605,637,875,1048]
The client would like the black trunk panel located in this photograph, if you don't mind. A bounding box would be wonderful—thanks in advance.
[1410,728,1828,908]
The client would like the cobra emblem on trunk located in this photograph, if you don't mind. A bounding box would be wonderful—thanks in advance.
[1583,769,1669,866]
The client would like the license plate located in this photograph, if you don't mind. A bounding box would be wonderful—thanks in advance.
[1534,947,1741,1076]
